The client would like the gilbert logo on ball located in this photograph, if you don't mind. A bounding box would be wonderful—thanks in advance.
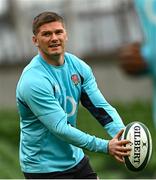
[122,121,152,172]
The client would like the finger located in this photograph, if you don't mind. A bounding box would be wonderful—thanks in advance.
[117,151,131,157]
[115,146,132,153]
[114,151,131,158]
[120,146,132,152]
[114,129,124,139]
[114,155,124,163]
[118,139,131,145]
[114,147,132,156]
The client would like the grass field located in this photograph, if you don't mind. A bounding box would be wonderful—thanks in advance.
[0,101,155,179]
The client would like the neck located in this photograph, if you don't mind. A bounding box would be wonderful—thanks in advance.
[40,52,64,66]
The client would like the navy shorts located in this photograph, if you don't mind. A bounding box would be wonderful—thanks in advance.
[23,156,98,179]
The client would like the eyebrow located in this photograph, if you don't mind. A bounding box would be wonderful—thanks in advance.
[41,28,64,33]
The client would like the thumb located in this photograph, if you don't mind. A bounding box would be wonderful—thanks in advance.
[114,129,124,140]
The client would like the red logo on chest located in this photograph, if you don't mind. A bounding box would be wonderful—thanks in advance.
[71,74,80,85]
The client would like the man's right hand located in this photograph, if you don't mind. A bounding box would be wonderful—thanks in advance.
[108,129,132,163]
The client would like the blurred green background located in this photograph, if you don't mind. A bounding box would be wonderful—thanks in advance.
[0,101,155,179]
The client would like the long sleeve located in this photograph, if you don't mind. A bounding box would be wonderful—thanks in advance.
[80,64,125,137]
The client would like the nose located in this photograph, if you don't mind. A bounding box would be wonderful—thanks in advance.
[51,33,58,41]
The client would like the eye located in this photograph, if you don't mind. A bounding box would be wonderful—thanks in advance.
[42,32,51,37]
[55,30,64,34]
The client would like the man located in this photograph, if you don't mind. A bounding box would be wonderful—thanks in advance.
[119,0,156,128]
[16,12,131,179]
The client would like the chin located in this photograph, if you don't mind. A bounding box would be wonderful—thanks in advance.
[51,50,64,55]
[48,52,62,58]
[51,52,61,56]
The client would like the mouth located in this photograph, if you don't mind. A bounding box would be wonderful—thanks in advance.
[49,44,61,48]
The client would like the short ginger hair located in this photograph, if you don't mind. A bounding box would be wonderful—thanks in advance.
[32,11,65,35]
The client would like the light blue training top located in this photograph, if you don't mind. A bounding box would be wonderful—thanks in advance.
[16,52,124,173]
[134,0,156,127]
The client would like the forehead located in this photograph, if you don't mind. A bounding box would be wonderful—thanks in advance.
[38,21,65,33]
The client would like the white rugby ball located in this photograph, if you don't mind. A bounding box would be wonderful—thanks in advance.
[122,121,152,172]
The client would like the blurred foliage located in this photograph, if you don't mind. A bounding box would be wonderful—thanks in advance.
[0,109,23,178]
[0,101,155,179]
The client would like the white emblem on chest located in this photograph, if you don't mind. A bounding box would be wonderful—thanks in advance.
[66,96,77,117]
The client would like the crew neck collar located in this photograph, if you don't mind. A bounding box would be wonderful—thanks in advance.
[38,53,66,69]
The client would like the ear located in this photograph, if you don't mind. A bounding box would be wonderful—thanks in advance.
[32,35,39,47]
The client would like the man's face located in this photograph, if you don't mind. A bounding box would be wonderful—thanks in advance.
[33,21,67,58]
